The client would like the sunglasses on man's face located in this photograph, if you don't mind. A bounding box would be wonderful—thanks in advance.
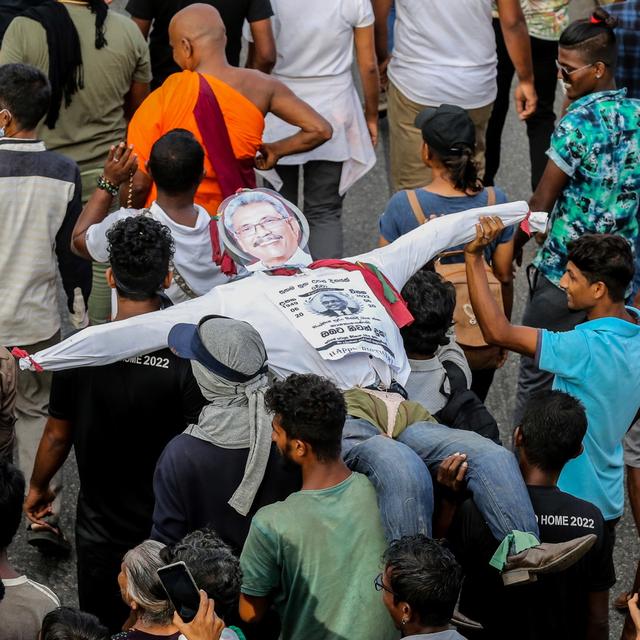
[555,59,595,81]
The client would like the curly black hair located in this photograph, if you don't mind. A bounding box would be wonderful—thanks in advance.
[41,607,110,640]
[400,269,456,357]
[160,528,241,621]
[265,374,346,461]
[384,535,462,627]
[107,216,175,301]
[567,233,634,302]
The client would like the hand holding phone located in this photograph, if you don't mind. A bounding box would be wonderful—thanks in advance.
[173,589,225,640]
[157,561,201,623]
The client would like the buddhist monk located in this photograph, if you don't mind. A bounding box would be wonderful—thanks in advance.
[126,3,332,215]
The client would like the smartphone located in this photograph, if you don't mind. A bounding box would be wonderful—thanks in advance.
[157,561,201,623]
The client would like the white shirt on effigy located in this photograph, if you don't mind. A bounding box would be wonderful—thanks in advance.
[85,201,231,303]
[388,0,497,109]
[24,201,529,390]
[256,0,376,194]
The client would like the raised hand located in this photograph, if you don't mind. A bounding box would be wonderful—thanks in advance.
[464,216,505,256]
[103,142,138,186]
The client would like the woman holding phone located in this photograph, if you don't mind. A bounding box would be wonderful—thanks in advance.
[114,540,181,639]
[115,540,239,640]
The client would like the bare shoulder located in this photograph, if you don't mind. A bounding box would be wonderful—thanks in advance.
[218,67,276,114]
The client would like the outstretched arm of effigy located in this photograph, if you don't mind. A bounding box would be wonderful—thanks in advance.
[18,291,221,372]
[350,200,530,291]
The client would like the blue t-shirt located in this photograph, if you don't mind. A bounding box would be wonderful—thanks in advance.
[379,187,513,263]
[537,309,640,520]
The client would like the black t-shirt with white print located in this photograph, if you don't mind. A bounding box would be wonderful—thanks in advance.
[448,485,615,640]
[49,348,206,548]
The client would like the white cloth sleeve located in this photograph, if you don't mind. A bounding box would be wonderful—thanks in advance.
[342,0,374,27]
[85,209,132,262]
[20,290,222,371]
[21,201,529,372]
[348,200,529,291]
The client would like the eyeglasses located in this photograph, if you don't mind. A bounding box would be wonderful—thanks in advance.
[374,573,398,597]
[555,59,594,81]
[234,215,289,238]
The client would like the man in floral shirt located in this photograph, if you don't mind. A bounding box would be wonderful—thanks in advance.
[513,9,640,424]
[533,91,640,282]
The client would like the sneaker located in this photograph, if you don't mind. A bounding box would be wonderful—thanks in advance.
[451,607,483,630]
[502,534,596,586]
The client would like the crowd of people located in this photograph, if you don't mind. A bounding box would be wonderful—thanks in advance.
[0,0,639,639]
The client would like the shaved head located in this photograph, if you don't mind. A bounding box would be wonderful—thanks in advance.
[169,4,227,63]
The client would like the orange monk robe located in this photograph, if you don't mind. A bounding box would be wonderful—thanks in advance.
[128,70,264,215]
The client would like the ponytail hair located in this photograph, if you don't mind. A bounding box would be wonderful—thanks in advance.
[559,8,618,67]
[431,145,482,195]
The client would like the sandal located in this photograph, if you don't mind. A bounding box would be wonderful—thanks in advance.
[27,519,71,557]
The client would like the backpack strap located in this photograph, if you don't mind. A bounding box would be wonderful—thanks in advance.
[486,186,496,206]
[441,360,469,395]
[435,360,469,423]
[405,190,427,225]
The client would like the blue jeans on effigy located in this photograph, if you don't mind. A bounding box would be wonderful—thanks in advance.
[341,417,540,544]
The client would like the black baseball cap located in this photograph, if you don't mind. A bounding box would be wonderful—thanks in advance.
[414,104,476,156]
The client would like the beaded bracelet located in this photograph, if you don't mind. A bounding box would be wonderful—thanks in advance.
[97,175,119,197]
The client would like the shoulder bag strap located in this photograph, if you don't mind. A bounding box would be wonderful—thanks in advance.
[441,360,468,393]
[170,261,199,300]
[405,190,427,225]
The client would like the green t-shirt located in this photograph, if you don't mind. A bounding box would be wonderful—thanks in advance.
[240,472,399,640]
[0,5,151,173]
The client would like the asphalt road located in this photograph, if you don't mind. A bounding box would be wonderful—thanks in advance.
[7,1,638,637]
